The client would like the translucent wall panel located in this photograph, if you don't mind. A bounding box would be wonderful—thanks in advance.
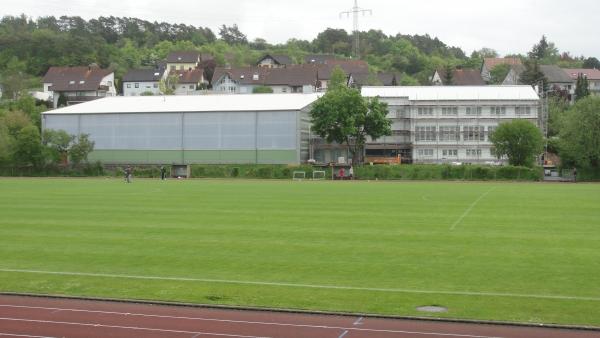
[184,112,256,150]
[81,114,182,150]
[44,115,79,135]
[257,111,297,149]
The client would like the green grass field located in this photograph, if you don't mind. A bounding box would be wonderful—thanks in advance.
[0,178,599,326]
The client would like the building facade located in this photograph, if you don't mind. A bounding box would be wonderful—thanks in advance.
[360,86,540,164]
[42,94,317,165]
[42,66,117,108]
[122,67,167,96]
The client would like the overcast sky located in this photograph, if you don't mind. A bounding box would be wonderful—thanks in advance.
[3,0,599,58]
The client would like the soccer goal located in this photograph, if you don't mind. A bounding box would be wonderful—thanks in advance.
[312,170,326,180]
[292,171,306,181]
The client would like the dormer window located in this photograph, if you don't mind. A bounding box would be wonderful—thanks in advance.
[252,74,259,81]
[240,75,245,79]
[79,80,85,84]
[154,72,160,76]
[69,80,75,84]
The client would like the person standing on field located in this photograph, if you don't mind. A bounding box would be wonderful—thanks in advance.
[573,167,577,183]
[349,166,354,180]
[125,166,132,183]
[160,166,167,180]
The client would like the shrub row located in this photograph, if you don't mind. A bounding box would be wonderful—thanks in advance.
[0,163,543,181]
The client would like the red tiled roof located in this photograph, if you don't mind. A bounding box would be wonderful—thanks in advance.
[483,57,522,70]
[42,66,113,91]
[318,60,369,80]
[212,65,318,87]
[171,69,204,84]
[166,51,200,63]
[436,69,485,86]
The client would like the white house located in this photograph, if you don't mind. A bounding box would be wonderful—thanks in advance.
[122,66,167,96]
[42,66,116,108]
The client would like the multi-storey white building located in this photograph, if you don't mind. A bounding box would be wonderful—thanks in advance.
[361,86,540,164]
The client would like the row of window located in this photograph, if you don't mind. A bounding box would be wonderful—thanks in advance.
[415,126,497,142]
[411,106,534,117]
[417,148,486,157]
[126,83,159,89]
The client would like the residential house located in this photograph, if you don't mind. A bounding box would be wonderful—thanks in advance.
[123,65,167,96]
[42,66,116,108]
[481,57,522,83]
[502,64,575,97]
[166,51,200,72]
[172,69,206,95]
[563,68,600,97]
[431,69,485,86]
[257,54,292,68]
[211,67,270,94]
[316,59,369,91]
[211,65,317,94]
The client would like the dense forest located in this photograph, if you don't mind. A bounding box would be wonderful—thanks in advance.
[1,13,597,97]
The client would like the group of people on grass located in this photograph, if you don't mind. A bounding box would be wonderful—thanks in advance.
[123,166,167,183]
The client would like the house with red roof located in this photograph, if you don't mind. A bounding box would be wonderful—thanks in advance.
[42,66,116,108]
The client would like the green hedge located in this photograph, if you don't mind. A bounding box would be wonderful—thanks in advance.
[0,163,543,181]
[354,164,542,181]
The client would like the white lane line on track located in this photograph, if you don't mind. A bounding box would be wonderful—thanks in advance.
[450,187,496,230]
[0,317,268,338]
[1,268,599,302]
[0,306,504,338]
[338,330,349,338]
[0,334,56,338]
[353,316,364,326]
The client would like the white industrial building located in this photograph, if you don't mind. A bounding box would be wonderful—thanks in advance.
[42,94,318,165]
[361,86,540,164]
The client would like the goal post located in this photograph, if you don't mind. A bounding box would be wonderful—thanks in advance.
[312,170,326,180]
[292,171,306,181]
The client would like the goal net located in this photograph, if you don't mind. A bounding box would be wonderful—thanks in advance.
[312,171,326,180]
[292,171,306,181]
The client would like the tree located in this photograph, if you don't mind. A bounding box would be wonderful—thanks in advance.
[558,96,600,171]
[574,73,590,101]
[218,24,247,45]
[43,129,74,164]
[252,86,273,94]
[475,48,499,58]
[443,64,453,85]
[528,35,559,62]
[519,59,547,91]
[159,73,179,95]
[490,119,544,167]
[582,57,600,69]
[12,125,45,168]
[489,64,511,84]
[310,86,391,165]
[69,134,95,166]
[0,123,10,164]
[328,66,347,91]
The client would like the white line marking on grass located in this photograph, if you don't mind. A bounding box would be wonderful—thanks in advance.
[1,268,599,302]
[0,308,505,338]
[353,316,363,325]
[338,330,349,338]
[0,317,268,338]
[450,187,496,230]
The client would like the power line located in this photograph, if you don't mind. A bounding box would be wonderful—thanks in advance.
[340,0,371,58]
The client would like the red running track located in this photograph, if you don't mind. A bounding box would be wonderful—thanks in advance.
[0,295,598,338]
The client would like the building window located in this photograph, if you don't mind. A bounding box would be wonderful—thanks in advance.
[417,149,434,157]
[189,85,194,89]
[463,126,485,141]
[441,107,458,116]
[490,106,506,115]
[154,83,158,88]
[515,106,532,115]
[439,126,460,141]
[466,149,482,157]
[466,106,482,116]
[417,107,434,116]
[282,87,288,93]
[415,126,436,141]
[490,147,497,157]
[396,107,409,118]
[107,81,112,87]
[442,149,458,157]
[126,83,131,88]
[170,65,175,71]
[135,83,139,88]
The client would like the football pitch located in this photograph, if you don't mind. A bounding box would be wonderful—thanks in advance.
[0,178,599,326]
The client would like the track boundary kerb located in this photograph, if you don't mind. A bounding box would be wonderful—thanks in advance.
[0,293,599,332]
